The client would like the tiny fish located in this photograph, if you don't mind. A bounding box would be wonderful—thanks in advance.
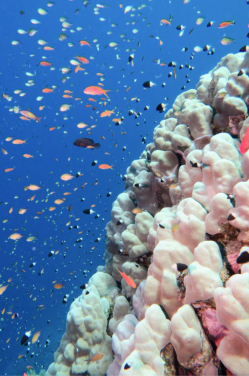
[240,127,249,154]
[218,20,235,28]
[116,267,136,288]
[54,283,65,289]
[31,330,41,344]
[98,164,113,170]
[87,353,104,363]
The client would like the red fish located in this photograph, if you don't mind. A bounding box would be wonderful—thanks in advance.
[240,128,249,154]
[40,61,52,66]
[76,56,89,64]
[98,164,113,170]
[73,138,101,149]
[79,40,90,46]
[116,267,136,288]
[83,86,110,97]
[218,20,235,28]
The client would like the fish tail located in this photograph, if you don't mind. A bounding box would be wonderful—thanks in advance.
[36,117,42,123]
[104,90,111,98]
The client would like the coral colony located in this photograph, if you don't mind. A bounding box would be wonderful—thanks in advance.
[46,52,249,376]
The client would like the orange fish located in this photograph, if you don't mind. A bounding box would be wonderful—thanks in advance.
[76,56,89,64]
[23,154,34,158]
[83,86,110,97]
[20,116,30,121]
[0,285,8,295]
[132,208,144,214]
[60,173,74,181]
[40,61,52,66]
[54,283,64,289]
[1,148,8,155]
[44,46,54,50]
[19,208,27,214]
[20,110,41,122]
[5,168,14,172]
[49,127,56,131]
[160,19,171,25]
[75,65,84,73]
[87,353,104,363]
[54,199,65,204]
[172,220,181,233]
[116,267,136,288]
[24,184,41,191]
[42,88,53,93]
[98,164,113,170]
[218,20,235,28]
[79,40,90,46]
[100,110,114,117]
[9,233,23,240]
[31,330,41,344]
[12,139,26,144]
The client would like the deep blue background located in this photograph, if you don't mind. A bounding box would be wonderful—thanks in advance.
[0,0,248,374]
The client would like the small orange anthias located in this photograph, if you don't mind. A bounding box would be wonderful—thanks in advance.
[116,267,136,288]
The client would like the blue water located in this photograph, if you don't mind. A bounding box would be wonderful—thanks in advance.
[0,0,248,374]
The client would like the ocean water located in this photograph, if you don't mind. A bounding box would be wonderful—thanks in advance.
[0,0,248,374]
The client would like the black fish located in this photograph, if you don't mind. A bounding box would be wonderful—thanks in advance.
[143,81,155,88]
[83,209,95,214]
[237,251,249,264]
[239,46,249,52]
[156,103,166,112]
[176,263,188,272]
[21,331,31,345]
[73,138,101,149]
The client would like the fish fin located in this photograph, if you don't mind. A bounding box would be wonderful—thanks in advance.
[104,90,111,97]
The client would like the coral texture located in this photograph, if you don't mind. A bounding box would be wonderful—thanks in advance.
[46,51,249,376]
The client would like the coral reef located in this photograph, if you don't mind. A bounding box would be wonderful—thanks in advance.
[46,51,249,376]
